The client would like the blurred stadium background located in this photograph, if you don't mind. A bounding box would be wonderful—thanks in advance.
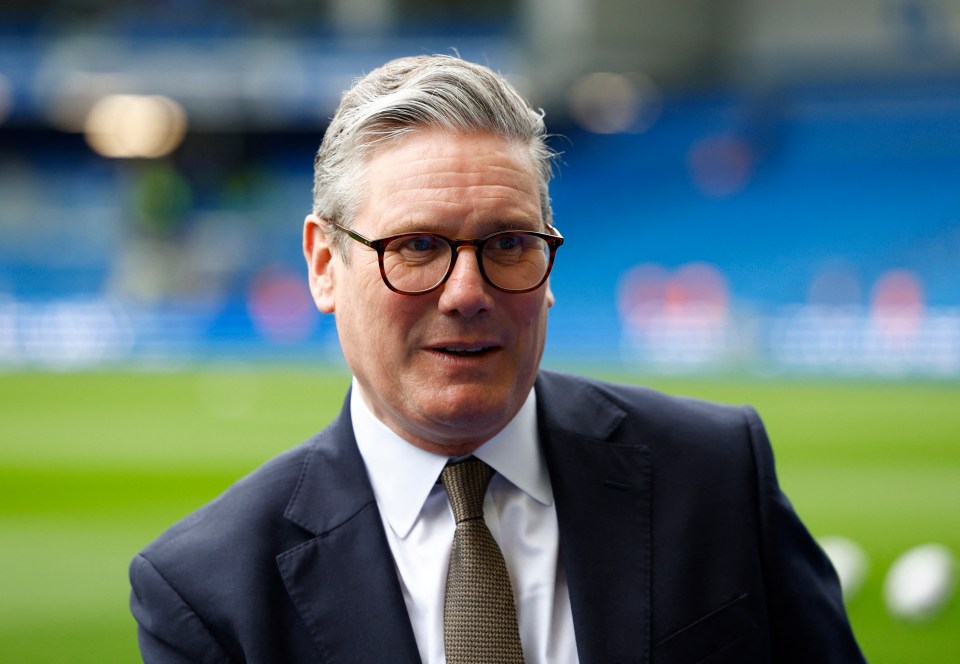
[1,0,958,661]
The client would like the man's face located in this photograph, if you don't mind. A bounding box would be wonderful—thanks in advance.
[304,128,554,456]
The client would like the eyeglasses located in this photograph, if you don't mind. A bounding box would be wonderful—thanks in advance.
[330,222,563,295]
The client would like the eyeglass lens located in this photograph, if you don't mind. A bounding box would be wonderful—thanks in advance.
[381,232,552,294]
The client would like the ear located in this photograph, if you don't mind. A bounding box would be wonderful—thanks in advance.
[303,214,337,314]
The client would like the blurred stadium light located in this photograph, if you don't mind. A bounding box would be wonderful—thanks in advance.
[84,94,187,158]
[1,0,959,373]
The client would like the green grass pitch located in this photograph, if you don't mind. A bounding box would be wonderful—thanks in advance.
[1,368,958,662]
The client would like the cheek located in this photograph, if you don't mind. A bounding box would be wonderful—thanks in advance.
[510,295,551,347]
[338,286,420,357]
[335,263,388,326]
[358,267,388,292]
[509,302,549,389]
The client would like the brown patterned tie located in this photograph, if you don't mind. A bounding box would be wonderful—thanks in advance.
[440,458,525,663]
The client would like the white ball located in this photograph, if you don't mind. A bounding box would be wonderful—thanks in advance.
[819,536,869,601]
[884,543,957,621]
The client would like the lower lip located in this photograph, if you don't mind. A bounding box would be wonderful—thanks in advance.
[427,348,501,364]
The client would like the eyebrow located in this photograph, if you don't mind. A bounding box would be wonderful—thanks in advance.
[381,218,544,238]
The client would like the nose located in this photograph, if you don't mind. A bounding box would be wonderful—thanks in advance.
[437,246,494,318]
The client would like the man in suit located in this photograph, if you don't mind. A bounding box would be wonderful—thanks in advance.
[130,55,865,663]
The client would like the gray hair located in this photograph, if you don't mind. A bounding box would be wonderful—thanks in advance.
[312,54,556,257]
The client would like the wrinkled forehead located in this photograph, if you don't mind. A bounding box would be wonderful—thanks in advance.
[351,127,544,218]
[353,129,542,231]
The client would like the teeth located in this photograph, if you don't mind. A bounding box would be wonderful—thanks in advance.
[440,347,489,356]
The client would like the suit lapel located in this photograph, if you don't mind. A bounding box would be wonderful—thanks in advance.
[274,374,652,663]
[537,372,652,664]
[277,404,421,662]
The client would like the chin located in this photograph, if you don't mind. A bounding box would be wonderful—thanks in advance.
[425,387,512,428]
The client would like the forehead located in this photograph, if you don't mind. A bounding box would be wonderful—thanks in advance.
[356,128,542,234]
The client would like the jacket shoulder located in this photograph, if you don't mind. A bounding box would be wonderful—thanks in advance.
[537,369,759,447]
[137,438,315,573]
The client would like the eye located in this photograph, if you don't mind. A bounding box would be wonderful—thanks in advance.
[389,234,447,263]
[493,234,521,251]
[407,236,436,252]
[486,233,533,257]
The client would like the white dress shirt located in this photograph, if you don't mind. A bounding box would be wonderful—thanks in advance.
[351,378,579,663]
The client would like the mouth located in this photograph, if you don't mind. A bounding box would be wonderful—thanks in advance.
[430,344,500,358]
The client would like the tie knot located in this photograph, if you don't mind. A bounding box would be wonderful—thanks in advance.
[440,458,494,523]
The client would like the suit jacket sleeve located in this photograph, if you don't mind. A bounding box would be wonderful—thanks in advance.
[129,553,233,664]
[745,406,865,662]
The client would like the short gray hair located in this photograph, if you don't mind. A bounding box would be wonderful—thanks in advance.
[312,54,556,256]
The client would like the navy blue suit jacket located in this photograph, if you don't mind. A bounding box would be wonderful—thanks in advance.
[129,370,865,662]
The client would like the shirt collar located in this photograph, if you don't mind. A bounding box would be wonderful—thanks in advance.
[351,377,552,539]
